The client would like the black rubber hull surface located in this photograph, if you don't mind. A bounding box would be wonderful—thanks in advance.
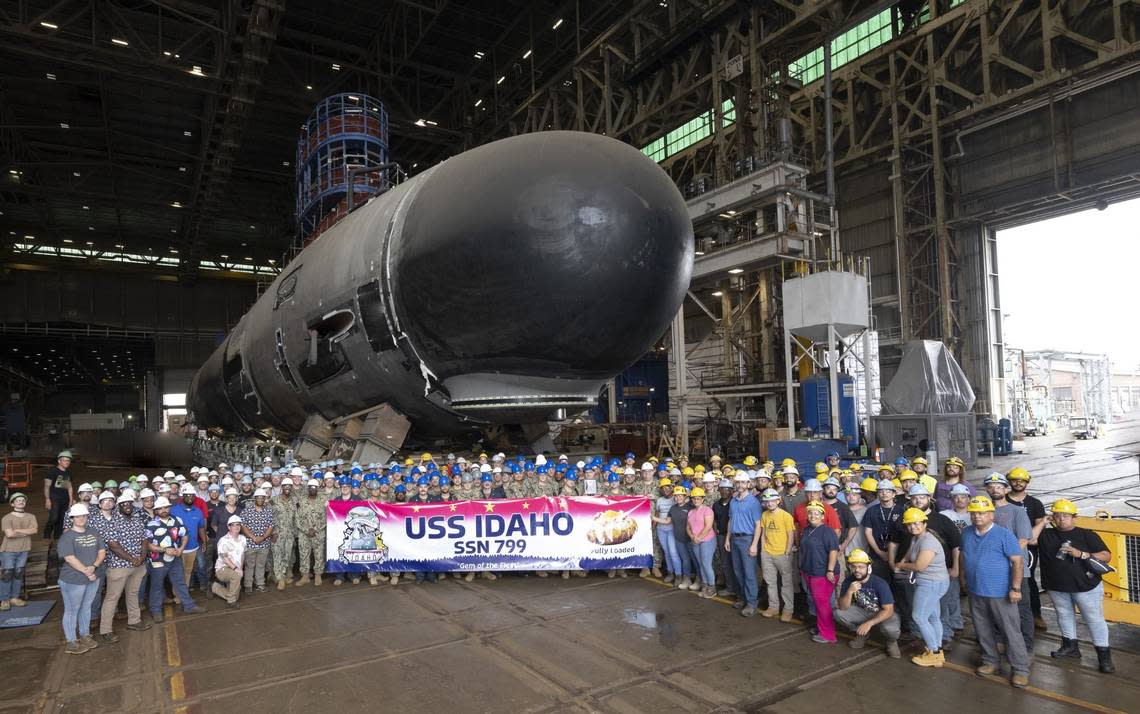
[188,131,693,436]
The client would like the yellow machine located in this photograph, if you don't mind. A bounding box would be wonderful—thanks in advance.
[1077,514,1140,626]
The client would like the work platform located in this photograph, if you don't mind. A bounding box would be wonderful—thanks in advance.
[2,570,1137,713]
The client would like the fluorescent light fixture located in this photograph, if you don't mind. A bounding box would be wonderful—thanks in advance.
[474,99,482,107]
[728,268,744,274]
[63,239,73,243]
[330,63,341,70]
[82,205,89,210]
[694,250,705,256]
[474,51,485,59]
[59,122,69,129]
[522,49,532,59]
[348,95,359,101]
[111,37,129,46]
[171,201,182,208]
[719,213,733,219]
[496,75,505,85]
[183,130,192,137]
[727,209,736,215]
[711,291,723,297]
[282,161,290,166]
[414,118,426,127]
[189,65,205,77]
[46,73,56,80]
[163,51,171,56]
[24,235,35,239]
[73,171,80,177]
[424,119,437,126]
[40,21,58,29]
[305,84,313,90]
[552,18,563,29]
[179,166,187,172]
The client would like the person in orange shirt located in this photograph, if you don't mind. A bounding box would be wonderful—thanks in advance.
[793,479,841,537]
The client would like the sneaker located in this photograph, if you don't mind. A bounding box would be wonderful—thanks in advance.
[183,605,207,615]
[651,567,662,578]
[732,600,746,610]
[741,607,757,618]
[1011,673,1029,688]
[255,586,268,593]
[849,635,866,649]
[333,579,343,587]
[151,612,165,624]
[99,633,120,644]
[277,580,286,591]
[12,597,30,607]
[687,580,702,591]
[911,649,944,668]
[0,600,8,611]
[65,641,87,655]
[607,570,616,579]
[639,568,650,578]
[716,589,736,598]
[760,608,779,618]
[536,572,549,578]
[350,577,361,585]
[975,663,998,677]
[779,611,794,623]
[464,572,475,582]
[226,601,241,610]
[126,621,152,632]
[662,574,675,584]
[699,586,716,599]
[811,634,836,644]
[561,571,570,579]
[79,635,99,650]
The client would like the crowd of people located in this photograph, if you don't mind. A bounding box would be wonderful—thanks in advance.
[0,449,1117,682]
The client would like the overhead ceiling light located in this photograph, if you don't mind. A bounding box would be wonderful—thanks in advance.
[552,18,563,29]
[188,65,205,77]
[727,209,736,215]
[46,73,56,80]
[694,250,705,256]
[169,248,178,253]
[171,201,182,208]
[7,169,17,175]
[111,37,129,46]
[23,235,34,240]
[163,50,171,57]
[711,291,723,297]
[86,240,93,245]
[115,244,124,248]
[347,95,359,101]
[414,118,426,127]
[170,229,177,233]
[40,21,59,29]
[522,49,532,59]
[282,161,290,166]
[249,224,256,229]
[73,171,80,177]
[183,131,192,137]
[412,163,418,168]
[424,119,437,126]
[474,99,482,107]
[474,51,485,59]
[88,226,94,231]
[220,254,229,259]
[330,63,341,70]
[244,256,252,261]
[305,84,313,90]
[59,122,69,129]
[496,75,505,85]
[267,259,276,264]
[728,268,744,274]
[179,166,187,172]
[82,205,89,210]
[63,238,73,243]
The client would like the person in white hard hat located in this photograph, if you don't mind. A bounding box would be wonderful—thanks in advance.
[98,491,151,642]
[143,496,205,623]
[57,503,105,655]
[239,489,275,592]
[170,485,208,598]
[43,450,74,543]
[212,515,247,608]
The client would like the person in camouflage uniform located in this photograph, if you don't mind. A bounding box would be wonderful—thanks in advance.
[270,477,298,590]
[533,469,558,497]
[558,473,584,579]
[503,469,532,499]
[455,475,478,500]
[438,477,456,501]
[294,480,326,587]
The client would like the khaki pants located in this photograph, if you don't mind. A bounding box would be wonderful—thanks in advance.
[212,566,242,604]
[100,565,146,634]
[242,549,269,588]
[180,548,198,585]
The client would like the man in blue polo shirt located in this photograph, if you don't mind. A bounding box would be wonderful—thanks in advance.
[170,485,207,603]
[959,495,1028,689]
[726,473,763,617]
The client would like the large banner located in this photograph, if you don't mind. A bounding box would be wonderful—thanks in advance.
[325,496,652,573]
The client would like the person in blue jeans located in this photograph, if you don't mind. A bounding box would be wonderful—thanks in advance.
[144,497,205,622]
[668,486,695,589]
[1,493,38,610]
[895,508,950,667]
[686,487,717,598]
[57,504,105,654]
[727,473,763,617]
[652,479,682,583]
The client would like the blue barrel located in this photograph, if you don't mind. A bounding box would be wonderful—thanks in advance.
[799,373,858,451]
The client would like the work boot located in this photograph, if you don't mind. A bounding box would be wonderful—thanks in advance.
[561,571,570,580]
[65,641,87,655]
[79,635,99,650]
[652,567,662,578]
[885,640,901,658]
[574,570,586,578]
[1034,614,1048,631]
[700,585,716,599]
[464,572,475,582]
[389,573,399,585]
[99,633,120,644]
[607,569,616,578]
[760,607,779,618]
[296,574,310,586]
[0,600,8,611]
[1096,646,1116,674]
[618,570,629,578]
[639,568,650,578]
[911,648,943,668]
[849,635,866,649]
[313,574,322,586]
[277,580,286,591]
[1051,637,1082,659]
[9,597,26,607]
[1010,673,1029,688]
[975,663,997,676]
[126,621,151,632]
[779,611,794,623]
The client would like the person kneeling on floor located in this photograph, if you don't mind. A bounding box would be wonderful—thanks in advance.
[835,549,901,658]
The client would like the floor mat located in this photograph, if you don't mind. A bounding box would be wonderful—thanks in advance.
[0,599,55,628]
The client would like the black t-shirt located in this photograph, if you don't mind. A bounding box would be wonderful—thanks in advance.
[1008,494,1047,549]
[712,498,732,535]
[891,510,961,561]
[828,500,859,535]
[45,466,71,501]
[1038,526,1107,593]
[669,504,693,543]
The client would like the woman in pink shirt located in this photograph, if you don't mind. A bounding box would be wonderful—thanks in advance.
[686,487,717,598]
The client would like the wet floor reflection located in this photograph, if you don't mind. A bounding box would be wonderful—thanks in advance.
[622,608,678,647]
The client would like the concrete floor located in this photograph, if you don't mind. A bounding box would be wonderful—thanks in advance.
[2,419,1140,713]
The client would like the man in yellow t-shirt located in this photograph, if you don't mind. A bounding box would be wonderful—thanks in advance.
[760,489,796,621]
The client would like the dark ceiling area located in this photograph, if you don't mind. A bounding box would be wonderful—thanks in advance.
[0,0,630,270]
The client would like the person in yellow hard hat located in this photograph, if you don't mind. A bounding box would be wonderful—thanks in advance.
[960,495,1030,688]
[896,470,918,508]
[686,487,717,598]
[813,462,828,476]
[780,458,796,469]
[801,503,840,644]
[693,463,704,473]
[859,477,880,506]
[834,548,901,657]
[652,479,679,583]
[743,455,758,467]
[935,456,973,511]
[1005,466,1048,631]
[896,508,950,667]
[1038,499,1115,673]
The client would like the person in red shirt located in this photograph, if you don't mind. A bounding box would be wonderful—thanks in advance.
[793,479,841,537]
